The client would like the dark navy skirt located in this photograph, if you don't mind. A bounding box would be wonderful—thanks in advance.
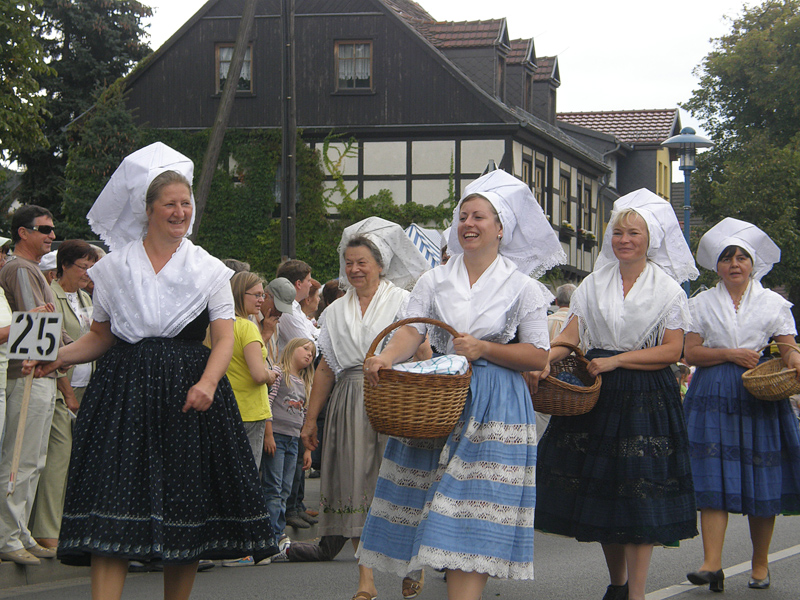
[535,349,697,545]
[684,362,800,516]
[57,337,277,566]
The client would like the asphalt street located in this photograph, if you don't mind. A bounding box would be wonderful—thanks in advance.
[3,513,800,599]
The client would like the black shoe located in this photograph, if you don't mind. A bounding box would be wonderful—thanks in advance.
[129,560,164,573]
[602,582,628,600]
[688,569,725,592]
[286,514,311,529]
[748,569,770,589]
[299,511,318,525]
[197,560,215,572]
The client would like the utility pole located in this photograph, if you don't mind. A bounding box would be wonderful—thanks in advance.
[280,0,297,260]
[190,0,258,240]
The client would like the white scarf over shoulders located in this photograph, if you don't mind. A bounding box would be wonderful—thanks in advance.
[570,261,691,352]
[688,280,796,350]
[318,279,409,376]
[402,254,551,353]
[90,239,234,344]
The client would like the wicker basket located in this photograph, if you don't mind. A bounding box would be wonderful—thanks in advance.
[531,342,601,416]
[363,318,471,438]
[742,343,800,401]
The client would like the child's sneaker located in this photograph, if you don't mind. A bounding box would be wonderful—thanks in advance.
[222,556,254,567]
[278,534,291,552]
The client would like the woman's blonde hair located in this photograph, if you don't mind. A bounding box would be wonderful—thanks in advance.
[231,271,264,319]
[609,208,650,245]
[279,337,316,400]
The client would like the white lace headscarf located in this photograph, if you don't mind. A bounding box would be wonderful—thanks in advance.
[446,169,565,277]
[594,188,699,284]
[87,142,195,252]
[695,217,780,281]
[338,217,430,291]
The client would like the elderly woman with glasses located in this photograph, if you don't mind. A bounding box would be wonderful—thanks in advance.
[32,240,99,550]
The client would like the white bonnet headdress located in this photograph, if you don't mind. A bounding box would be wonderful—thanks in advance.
[87,142,195,252]
[447,170,566,277]
[594,188,699,284]
[696,217,780,281]
[338,217,430,290]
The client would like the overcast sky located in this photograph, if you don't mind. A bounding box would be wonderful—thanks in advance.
[143,0,749,139]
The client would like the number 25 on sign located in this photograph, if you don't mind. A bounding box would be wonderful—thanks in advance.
[8,312,62,361]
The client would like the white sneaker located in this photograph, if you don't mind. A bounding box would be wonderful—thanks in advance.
[257,550,288,565]
[278,535,291,552]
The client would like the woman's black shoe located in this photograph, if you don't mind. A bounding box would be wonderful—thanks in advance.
[601,582,628,600]
[748,569,770,589]
[687,569,725,592]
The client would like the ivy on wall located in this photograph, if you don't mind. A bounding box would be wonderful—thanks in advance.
[63,98,456,283]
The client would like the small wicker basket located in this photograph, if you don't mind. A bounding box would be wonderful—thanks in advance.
[531,341,601,416]
[742,343,800,401]
[363,318,471,438]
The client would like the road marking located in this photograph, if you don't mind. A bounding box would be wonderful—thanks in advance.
[645,544,800,599]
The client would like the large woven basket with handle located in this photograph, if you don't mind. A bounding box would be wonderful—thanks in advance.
[363,318,471,438]
[742,343,800,401]
[531,341,601,416]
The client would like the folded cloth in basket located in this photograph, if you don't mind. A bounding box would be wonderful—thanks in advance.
[555,371,585,386]
[391,355,469,375]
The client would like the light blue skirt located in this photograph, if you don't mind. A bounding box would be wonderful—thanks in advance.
[358,360,537,580]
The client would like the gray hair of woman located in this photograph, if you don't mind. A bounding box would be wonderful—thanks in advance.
[345,235,385,274]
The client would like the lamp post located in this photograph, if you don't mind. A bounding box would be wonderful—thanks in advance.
[662,127,713,295]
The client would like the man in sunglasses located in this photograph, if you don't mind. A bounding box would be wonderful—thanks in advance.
[0,205,61,565]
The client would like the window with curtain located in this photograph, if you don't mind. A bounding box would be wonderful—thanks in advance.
[216,44,253,93]
[335,41,372,91]
[559,174,570,224]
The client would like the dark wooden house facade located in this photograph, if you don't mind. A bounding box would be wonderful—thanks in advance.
[124,0,610,277]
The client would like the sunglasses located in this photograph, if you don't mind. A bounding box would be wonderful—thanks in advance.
[27,225,56,235]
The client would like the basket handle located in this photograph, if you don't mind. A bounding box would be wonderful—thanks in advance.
[365,318,462,360]
[759,342,800,370]
[551,341,585,358]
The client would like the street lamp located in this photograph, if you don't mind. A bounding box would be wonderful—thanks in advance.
[662,126,713,295]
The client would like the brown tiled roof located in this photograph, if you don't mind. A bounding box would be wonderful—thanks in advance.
[508,38,532,64]
[411,19,505,49]
[381,0,434,23]
[557,109,679,144]
[533,56,557,82]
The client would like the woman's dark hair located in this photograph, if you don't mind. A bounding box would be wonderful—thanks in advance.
[717,245,753,264]
[145,170,191,211]
[56,240,98,278]
[345,235,384,271]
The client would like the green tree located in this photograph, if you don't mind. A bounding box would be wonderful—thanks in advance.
[62,81,142,238]
[14,0,151,217]
[0,0,53,162]
[682,0,800,306]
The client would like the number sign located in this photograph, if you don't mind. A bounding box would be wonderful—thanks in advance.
[8,312,62,361]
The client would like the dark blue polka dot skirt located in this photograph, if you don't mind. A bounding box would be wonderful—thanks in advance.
[57,337,277,566]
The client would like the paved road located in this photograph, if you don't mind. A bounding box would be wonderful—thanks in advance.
[4,513,800,599]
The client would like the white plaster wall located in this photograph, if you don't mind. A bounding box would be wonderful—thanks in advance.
[512,141,523,177]
[363,180,407,204]
[363,141,406,176]
[412,179,451,207]
[461,139,505,174]
[325,142,359,177]
[412,141,455,175]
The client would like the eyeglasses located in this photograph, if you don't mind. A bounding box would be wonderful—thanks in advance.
[27,225,55,235]
[245,292,267,299]
[70,263,94,271]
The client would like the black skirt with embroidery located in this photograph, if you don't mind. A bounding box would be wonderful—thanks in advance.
[57,313,276,566]
[534,349,698,545]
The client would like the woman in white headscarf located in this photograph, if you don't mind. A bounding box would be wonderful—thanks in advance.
[359,170,564,600]
[301,218,430,600]
[533,189,699,600]
[684,218,800,592]
[32,143,275,598]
